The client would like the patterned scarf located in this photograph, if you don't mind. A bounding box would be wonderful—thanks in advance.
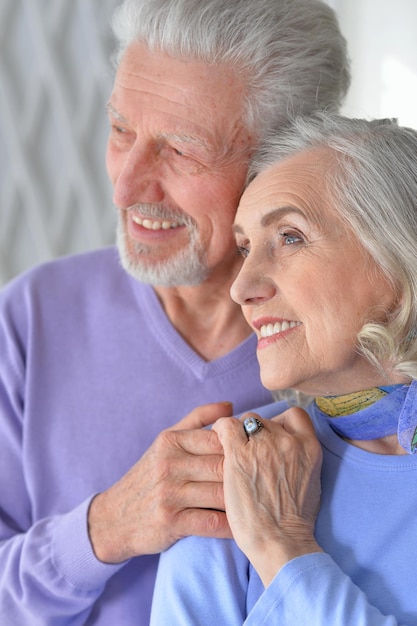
[314,381,417,454]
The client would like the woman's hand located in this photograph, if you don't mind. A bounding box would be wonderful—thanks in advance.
[212,407,323,587]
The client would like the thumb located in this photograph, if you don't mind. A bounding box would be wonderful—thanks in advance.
[172,401,234,431]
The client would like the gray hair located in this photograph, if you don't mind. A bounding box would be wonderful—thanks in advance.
[110,0,350,137]
[250,113,417,380]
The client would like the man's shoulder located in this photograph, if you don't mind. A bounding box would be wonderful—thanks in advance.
[0,247,140,312]
[31,246,120,280]
[3,247,119,291]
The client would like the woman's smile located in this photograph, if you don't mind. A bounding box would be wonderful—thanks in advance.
[254,318,302,347]
[231,148,398,396]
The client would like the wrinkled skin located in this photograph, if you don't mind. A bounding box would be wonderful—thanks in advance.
[217,148,404,586]
[89,402,233,563]
[213,409,322,587]
[88,43,256,562]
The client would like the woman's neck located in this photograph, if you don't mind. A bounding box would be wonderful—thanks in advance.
[347,433,407,455]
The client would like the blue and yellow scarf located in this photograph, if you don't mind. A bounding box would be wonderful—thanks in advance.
[314,381,417,454]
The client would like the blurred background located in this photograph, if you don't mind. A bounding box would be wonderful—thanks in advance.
[1,0,416,286]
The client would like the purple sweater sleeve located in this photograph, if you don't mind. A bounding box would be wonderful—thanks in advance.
[0,305,122,624]
[0,250,274,623]
[0,500,123,624]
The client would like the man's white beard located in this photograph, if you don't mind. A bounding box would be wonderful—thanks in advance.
[116,214,209,287]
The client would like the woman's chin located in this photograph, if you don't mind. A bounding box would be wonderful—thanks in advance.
[261,375,293,393]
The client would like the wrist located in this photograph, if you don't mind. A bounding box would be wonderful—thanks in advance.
[88,492,131,564]
[243,523,322,588]
[253,541,323,588]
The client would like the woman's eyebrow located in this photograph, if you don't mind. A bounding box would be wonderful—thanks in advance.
[232,223,244,235]
[233,205,305,235]
[261,206,305,227]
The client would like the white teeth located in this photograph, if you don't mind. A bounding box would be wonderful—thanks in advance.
[131,215,179,230]
[260,320,300,337]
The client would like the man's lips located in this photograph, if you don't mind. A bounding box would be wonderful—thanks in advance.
[125,211,186,241]
[131,214,180,231]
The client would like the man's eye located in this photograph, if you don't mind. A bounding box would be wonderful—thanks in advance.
[111,125,135,142]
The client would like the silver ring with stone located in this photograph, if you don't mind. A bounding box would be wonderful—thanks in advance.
[243,416,264,437]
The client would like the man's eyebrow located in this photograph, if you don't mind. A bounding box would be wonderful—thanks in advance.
[106,102,129,124]
[157,132,210,152]
[105,103,210,152]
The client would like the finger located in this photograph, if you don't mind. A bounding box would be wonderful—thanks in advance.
[270,407,316,436]
[175,481,226,511]
[215,412,269,437]
[212,415,252,448]
[160,427,224,455]
[169,446,224,482]
[239,412,269,439]
[172,402,234,431]
[175,508,232,540]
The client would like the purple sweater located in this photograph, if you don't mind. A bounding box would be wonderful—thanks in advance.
[0,248,272,625]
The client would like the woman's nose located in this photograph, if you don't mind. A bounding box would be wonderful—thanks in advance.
[230,256,276,306]
[112,144,165,208]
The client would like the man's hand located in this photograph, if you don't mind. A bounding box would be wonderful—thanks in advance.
[88,402,233,563]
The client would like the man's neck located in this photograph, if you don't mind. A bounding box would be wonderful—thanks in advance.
[154,279,252,361]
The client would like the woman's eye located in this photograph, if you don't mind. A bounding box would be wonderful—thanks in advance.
[236,245,250,258]
[281,231,303,245]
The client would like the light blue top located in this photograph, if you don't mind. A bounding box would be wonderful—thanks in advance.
[151,397,417,625]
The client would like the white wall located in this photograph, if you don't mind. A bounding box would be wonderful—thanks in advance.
[332,0,417,127]
[1,0,416,286]
[0,0,117,286]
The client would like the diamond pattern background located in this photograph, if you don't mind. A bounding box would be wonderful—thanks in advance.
[0,0,118,286]
[1,0,415,287]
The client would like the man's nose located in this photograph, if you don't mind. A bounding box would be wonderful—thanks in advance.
[112,144,165,208]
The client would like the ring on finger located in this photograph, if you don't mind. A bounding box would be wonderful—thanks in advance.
[243,416,264,437]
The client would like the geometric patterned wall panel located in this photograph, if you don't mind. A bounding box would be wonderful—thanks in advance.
[2,0,415,288]
[0,0,119,286]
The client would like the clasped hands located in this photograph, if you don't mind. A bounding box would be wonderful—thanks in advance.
[88,402,322,585]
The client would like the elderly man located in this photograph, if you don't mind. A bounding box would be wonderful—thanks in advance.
[0,0,350,624]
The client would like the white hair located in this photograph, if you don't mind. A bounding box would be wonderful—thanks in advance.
[250,113,417,380]
[110,0,350,137]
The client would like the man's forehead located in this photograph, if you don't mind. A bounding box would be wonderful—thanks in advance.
[115,42,247,116]
[107,100,213,150]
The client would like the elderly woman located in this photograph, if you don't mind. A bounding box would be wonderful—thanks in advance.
[150,113,417,625]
